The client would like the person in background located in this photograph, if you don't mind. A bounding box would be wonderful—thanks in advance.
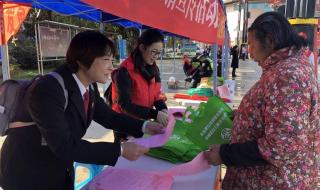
[0,30,165,190]
[203,45,211,56]
[182,54,197,77]
[241,45,247,61]
[204,12,319,189]
[306,46,315,65]
[298,32,315,66]
[110,29,168,143]
[188,52,213,88]
[230,45,239,77]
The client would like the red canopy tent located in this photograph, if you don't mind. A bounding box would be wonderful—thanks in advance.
[82,0,229,95]
[82,0,226,45]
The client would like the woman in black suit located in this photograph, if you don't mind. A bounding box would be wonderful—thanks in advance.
[0,30,164,190]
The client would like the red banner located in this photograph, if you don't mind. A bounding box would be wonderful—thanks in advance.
[82,0,226,44]
[0,3,31,45]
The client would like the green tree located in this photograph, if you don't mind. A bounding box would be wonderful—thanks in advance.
[8,34,37,69]
[104,23,139,58]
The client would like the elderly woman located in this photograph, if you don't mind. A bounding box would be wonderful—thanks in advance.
[204,12,319,189]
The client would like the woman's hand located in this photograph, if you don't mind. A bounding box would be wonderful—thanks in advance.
[121,142,149,161]
[156,110,168,127]
[203,144,223,166]
[144,121,165,135]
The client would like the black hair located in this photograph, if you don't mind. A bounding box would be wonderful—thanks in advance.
[131,29,163,81]
[66,30,115,73]
[248,11,307,51]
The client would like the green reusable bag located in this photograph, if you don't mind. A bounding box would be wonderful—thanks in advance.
[187,88,213,97]
[147,96,233,163]
[147,120,202,163]
[185,96,233,149]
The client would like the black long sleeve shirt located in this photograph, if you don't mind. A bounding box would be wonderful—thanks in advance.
[220,140,268,167]
[114,67,167,120]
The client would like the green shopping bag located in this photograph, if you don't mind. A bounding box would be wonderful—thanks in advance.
[147,120,202,163]
[187,88,213,97]
[185,96,233,149]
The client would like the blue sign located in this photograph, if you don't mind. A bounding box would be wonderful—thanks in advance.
[118,39,127,60]
[181,42,197,53]
[164,36,168,44]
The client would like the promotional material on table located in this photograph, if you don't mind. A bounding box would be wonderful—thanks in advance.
[88,153,210,190]
[185,96,233,149]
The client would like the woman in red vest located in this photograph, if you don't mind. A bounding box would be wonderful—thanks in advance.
[111,29,168,142]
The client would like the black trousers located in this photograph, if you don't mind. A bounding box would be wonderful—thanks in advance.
[232,68,237,77]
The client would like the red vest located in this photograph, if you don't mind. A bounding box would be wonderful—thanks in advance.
[111,56,162,114]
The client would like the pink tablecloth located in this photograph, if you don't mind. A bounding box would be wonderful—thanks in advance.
[88,153,217,190]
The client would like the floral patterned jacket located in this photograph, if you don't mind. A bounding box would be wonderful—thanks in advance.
[222,47,319,190]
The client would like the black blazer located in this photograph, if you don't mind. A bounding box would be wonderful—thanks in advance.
[0,64,144,190]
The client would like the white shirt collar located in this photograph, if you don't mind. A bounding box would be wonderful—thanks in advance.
[72,73,88,98]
